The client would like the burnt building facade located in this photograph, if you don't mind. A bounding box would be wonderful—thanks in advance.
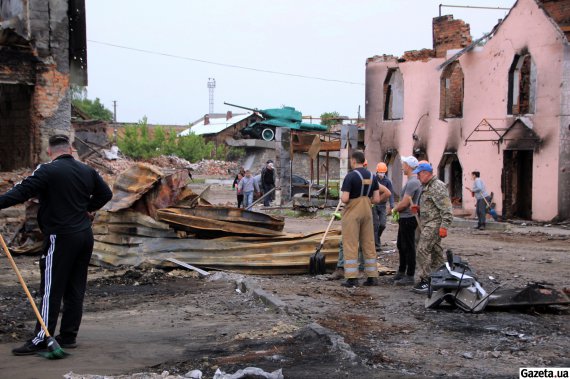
[0,0,86,170]
[365,0,570,221]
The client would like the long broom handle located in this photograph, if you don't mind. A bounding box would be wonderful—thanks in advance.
[0,234,51,338]
[318,200,343,246]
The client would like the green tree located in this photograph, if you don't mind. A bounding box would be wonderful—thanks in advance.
[71,85,113,121]
[117,119,237,162]
[320,111,341,128]
[175,133,215,162]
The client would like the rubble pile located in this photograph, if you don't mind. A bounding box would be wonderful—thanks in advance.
[84,155,135,176]
[186,159,239,176]
[146,155,193,170]
[0,171,33,245]
[0,170,32,193]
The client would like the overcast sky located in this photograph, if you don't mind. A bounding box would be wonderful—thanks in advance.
[85,0,516,125]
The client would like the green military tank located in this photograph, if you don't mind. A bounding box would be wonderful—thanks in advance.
[224,102,328,141]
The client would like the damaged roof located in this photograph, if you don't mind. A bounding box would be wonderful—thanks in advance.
[179,112,253,137]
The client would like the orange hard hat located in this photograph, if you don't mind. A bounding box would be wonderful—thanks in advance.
[376,162,388,173]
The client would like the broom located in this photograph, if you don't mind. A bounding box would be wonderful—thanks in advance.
[0,234,68,359]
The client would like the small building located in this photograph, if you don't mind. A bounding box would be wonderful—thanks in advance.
[0,0,86,170]
[365,0,570,221]
[179,111,261,146]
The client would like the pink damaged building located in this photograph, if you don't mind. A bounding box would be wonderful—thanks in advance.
[364,0,570,221]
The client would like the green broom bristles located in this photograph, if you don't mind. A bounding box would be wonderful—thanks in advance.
[37,337,69,359]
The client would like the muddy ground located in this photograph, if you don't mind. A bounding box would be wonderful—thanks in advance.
[0,182,568,379]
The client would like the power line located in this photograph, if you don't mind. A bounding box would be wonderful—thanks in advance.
[87,39,364,86]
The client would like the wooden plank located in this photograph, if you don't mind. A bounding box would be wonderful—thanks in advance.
[166,258,210,277]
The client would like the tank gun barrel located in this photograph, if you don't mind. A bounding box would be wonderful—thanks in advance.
[224,102,259,113]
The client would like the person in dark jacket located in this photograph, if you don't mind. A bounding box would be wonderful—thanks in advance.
[373,162,395,253]
[0,135,113,355]
[232,168,246,208]
[260,161,276,207]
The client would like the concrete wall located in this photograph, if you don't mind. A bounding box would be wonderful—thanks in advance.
[365,0,567,221]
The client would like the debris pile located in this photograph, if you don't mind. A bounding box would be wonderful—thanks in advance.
[91,163,340,274]
[0,169,32,193]
[426,250,570,312]
[0,171,42,253]
[146,155,193,170]
[186,159,240,176]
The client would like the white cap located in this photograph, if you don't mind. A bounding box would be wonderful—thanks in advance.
[401,155,419,168]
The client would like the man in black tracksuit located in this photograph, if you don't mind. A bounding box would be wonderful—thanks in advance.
[0,135,112,355]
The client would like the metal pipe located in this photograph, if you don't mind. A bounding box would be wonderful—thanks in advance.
[246,187,276,210]
[439,4,511,17]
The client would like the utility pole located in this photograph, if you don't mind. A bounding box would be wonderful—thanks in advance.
[207,78,216,114]
[113,100,117,144]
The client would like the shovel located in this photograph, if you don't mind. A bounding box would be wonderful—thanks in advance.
[309,199,342,275]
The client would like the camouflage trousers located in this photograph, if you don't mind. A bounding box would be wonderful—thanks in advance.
[415,226,445,282]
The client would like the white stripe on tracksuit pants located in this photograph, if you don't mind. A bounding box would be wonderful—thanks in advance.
[31,230,94,346]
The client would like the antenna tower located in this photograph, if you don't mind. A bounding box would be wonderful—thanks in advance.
[207,78,216,114]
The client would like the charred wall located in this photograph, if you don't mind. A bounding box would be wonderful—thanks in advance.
[559,45,570,220]
[0,0,85,170]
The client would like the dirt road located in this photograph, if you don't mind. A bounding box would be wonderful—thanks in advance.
[0,183,568,378]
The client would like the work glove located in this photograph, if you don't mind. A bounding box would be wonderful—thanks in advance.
[332,212,342,221]
[411,205,420,215]
[391,209,400,223]
[439,227,448,238]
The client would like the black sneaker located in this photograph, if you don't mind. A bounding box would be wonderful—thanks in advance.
[412,280,429,293]
[363,277,379,286]
[12,340,47,356]
[55,335,77,349]
[395,275,415,286]
[341,278,359,287]
[391,271,405,282]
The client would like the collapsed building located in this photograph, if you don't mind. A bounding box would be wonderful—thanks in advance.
[0,0,86,170]
[365,0,570,221]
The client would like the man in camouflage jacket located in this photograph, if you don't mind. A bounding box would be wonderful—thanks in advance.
[411,163,453,293]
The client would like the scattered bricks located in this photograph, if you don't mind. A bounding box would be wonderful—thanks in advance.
[401,49,435,62]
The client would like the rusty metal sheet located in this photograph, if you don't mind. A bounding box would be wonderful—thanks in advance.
[157,207,286,237]
[132,169,192,218]
[162,206,284,231]
[104,163,163,212]
[91,218,341,274]
[103,164,199,217]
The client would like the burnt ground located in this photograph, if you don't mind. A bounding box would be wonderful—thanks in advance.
[0,183,568,378]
